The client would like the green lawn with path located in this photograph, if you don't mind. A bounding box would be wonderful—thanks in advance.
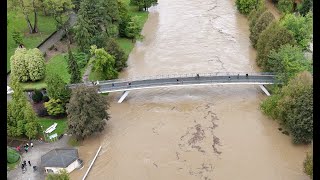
[7,11,59,72]
[37,117,67,138]
[20,53,86,90]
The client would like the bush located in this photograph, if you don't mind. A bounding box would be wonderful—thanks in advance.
[7,148,20,164]
[44,99,66,116]
[248,6,267,31]
[74,52,89,69]
[277,0,294,14]
[105,38,128,71]
[298,0,313,16]
[267,45,312,83]
[250,11,275,48]
[304,153,313,179]
[280,13,313,50]
[236,0,263,15]
[256,22,296,70]
[262,72,313,144]
[12,29,23,45]
[43,95,50,102]
[10,48,45,82]
[32,90,43,103]
[26,49,46,81]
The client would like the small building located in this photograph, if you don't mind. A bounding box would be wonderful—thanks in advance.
[41,148,83,174]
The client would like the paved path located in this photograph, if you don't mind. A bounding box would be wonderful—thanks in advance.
[69,72,278,93]
[7,135,71,180]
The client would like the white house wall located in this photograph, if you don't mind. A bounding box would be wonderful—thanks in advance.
[45,160,80,174]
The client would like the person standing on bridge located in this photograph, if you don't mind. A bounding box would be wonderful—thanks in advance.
[228,76,231,80]
[196,74,200,79]
[246,74,248,78]
[112,83,114,87]
[237,74,239,79]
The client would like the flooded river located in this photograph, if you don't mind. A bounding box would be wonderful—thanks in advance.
[70,0,310,179]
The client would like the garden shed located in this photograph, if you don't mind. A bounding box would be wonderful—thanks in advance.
[41,148,83,174]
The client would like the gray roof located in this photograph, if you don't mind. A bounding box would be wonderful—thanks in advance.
[41,148,79,168]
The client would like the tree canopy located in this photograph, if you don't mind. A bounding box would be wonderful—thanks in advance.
[89,45,118,80]
[280,13,313,50]
[236,0,264,15]
[105,38,128,71]
[250,11,275,48]
[10,48,46,82]
[66,86,109,140]
[45,71,71,102]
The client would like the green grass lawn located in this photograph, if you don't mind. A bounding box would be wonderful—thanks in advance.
[37,117,67,139]
[7,11,60,72]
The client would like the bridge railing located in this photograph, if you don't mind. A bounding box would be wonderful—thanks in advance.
[68,72,276,88]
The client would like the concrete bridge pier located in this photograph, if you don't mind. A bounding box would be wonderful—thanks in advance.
[259,85,271,96]
[118,91,130,103]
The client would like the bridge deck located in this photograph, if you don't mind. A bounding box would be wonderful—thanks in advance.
[68,73,278,93]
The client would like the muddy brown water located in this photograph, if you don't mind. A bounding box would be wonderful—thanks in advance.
[70,0,310,179]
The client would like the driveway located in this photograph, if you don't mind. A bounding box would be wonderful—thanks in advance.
[7,135,71,180]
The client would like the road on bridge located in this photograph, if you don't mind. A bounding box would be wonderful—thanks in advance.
[68,73,277,93]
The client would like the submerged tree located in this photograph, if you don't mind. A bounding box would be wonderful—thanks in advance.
[66,86,109,140]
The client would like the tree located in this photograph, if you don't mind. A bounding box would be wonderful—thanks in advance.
[118,0,132,37]
[7,75,39,138]
[250,11,275,48]
[46,169,70,180]
[256,22,296,69]
[105,38,127,71]
[72,0,81,12]
[280,13,313,50]
[11,0,40,33]
[45,72,71,102]
[298,0,313,16]
[267,45,312,83]
[24,104,40,139]
[125,16,142,42]
[10,48,46,82]
[12,29,24,45]
[32,89,43,103]
[236,0,264,15]
[248,6,267,32]
[74,0,115,51]
[304,153,313,179]
[261,72,313,144]
[66,50,81,84]
[43,0,74,29]
[277,0,294,14]
[100,0,120,24]
[44,99,66,116]
[66,86,109,140]
[89,45,118,80]
[7,77,26,136]
[130,0,157,11]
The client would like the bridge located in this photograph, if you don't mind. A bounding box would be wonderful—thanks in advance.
[68,72,279,103]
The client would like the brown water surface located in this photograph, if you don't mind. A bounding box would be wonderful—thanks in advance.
[70,0,310,179]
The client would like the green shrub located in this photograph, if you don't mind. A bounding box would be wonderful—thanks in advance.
[277,0,294,14]
[280,13,313,50]
[10,48,45,82]
[267,45,311,84]
[73,52,89,69]
[236,0,263,15]
[7,148,20,164]
[250,11,275,48]
[248,6,267,32]
[298,0,313,16]
[256,22,296,70]
[304,153,313,179]
[26,49,46,81]
[12,29,23,45]
[32,90,43,103]
[44,99,66,116]
[43,95,50,102]
[260,94,281,119]
[105,38,128,71]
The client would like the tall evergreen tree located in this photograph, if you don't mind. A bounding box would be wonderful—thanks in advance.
[45,71,71,102]
[66,86,109,140]
[67,50,81,84]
